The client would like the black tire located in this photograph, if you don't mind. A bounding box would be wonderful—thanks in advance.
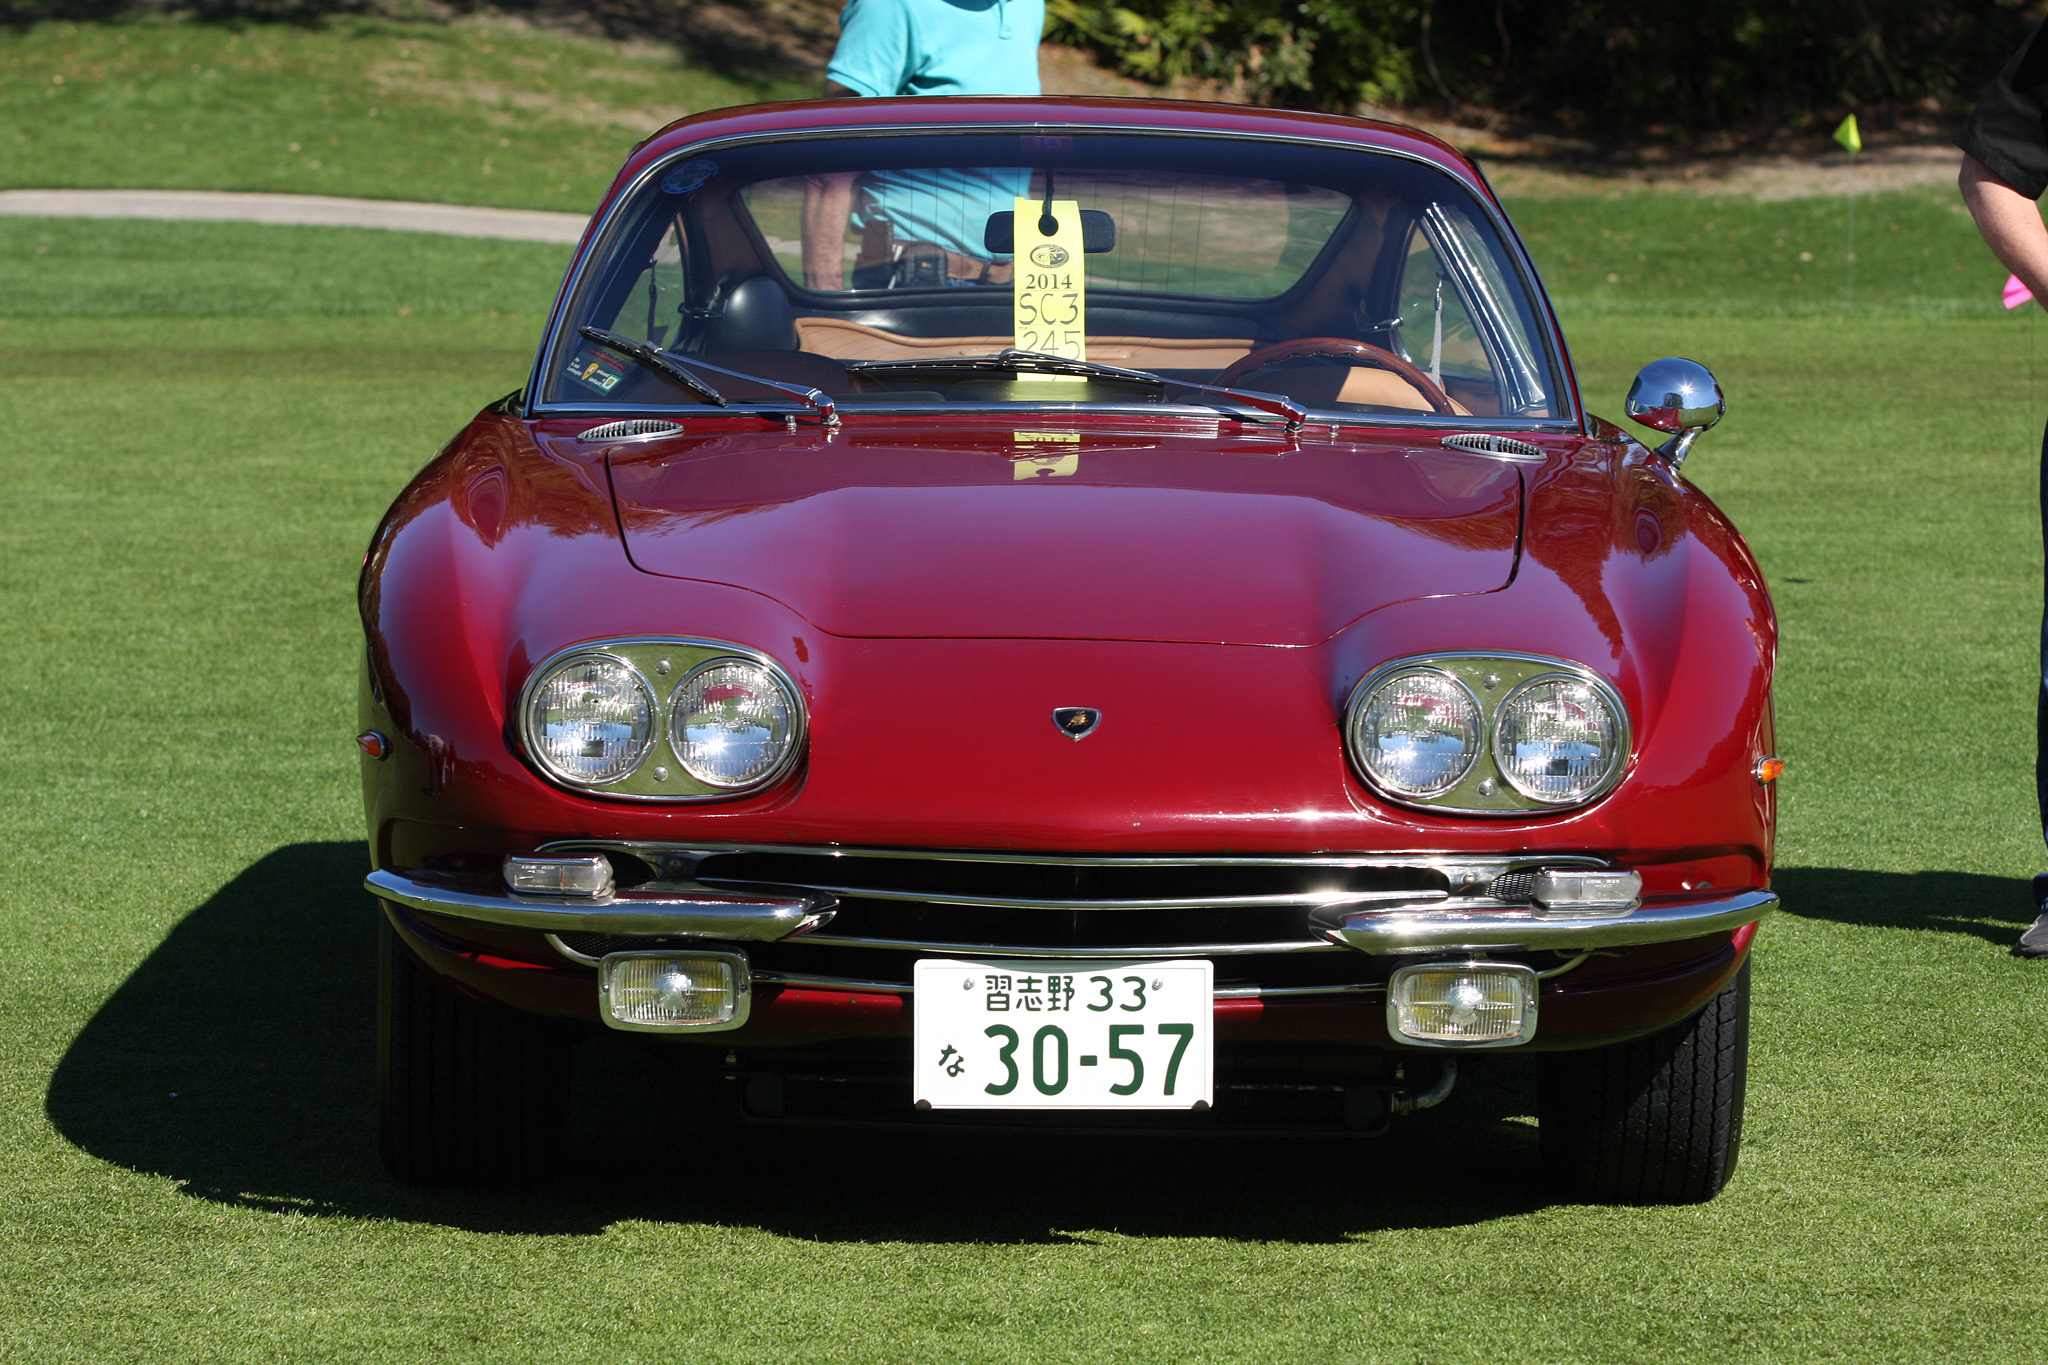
[1538,958,1750,1204]
[378,914,572,1186]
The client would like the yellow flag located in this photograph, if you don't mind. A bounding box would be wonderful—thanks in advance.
[1832,113,1862,156]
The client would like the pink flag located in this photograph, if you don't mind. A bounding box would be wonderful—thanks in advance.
[2006,273,2034,309]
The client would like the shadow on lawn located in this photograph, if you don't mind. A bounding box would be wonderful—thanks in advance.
[50,841,1563,1240]
[1773,865,2034,949]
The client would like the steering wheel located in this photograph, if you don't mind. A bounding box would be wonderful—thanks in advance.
[1215,337,1459,416]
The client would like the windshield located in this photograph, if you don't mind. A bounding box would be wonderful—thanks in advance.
[540,130,1565,424]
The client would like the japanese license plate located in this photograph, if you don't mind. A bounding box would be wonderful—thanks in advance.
[912,959,1213,1110]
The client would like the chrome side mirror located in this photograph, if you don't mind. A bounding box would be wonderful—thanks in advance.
[1624,357,1724,468]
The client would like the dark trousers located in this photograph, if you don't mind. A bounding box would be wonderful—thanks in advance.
[2040,422,2048,842]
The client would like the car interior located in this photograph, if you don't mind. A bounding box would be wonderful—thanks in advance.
[546,133,1560,423]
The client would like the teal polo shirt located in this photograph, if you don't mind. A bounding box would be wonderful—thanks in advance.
[827,0,1044,98]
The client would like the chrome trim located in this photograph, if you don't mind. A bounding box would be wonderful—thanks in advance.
[525,120,1577,427]
[577,418,685,443]
[1439,432,1545,462]
[1317,889,1776,953]
[514,637,809,803]
[545,838,1603,879]
[754,968,911,995]
[598,949,752,1033]
[366,867,833,938]
[795,932,1342,958]
[1344,653,1632,816]
[550,944,1384,998]
[1420,203,1545,416]
[777,885,1445,913]
[536,399,1581,436]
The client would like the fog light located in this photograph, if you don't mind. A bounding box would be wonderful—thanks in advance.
[599,951,750,1032]
[1531,868,1641,915]
[504,854,614,898]
[1387,962,1537,1047]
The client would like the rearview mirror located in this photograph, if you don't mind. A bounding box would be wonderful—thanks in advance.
[984,210,1117,256]
[1624,357,1724,468]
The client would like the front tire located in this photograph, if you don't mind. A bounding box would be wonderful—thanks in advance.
[378,915,571,1186]
[1538,958,1751,1204]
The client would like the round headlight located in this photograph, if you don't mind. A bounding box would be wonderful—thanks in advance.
[1349,669,1481,798]
[669,659,800,790]
[526,654,656,785]
[1493,676,1625,804]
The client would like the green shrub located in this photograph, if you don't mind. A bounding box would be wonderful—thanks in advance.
[1046,0,2038,135]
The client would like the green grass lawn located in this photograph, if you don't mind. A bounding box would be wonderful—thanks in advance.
[8,17,2048,1356]
[3,209,2047,1361]
[3,14,808,212]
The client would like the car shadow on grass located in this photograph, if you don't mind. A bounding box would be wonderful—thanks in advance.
[48,840,1554,1241]
[1772,865,2034,950]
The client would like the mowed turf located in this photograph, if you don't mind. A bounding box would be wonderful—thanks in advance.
[7,200,2048,1358]
[3,15,807,212]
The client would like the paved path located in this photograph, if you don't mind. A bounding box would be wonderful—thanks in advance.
[0,189,589,242]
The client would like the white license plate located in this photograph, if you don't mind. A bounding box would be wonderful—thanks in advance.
[912,959,1213,1110]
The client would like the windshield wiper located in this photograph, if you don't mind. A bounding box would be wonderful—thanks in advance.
[580,326,727,407]
[578,327,840,428]
[847,348,1308,433]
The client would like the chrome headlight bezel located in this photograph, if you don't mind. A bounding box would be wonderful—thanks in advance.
[516,637,808,802]
[1343,653,1630,815]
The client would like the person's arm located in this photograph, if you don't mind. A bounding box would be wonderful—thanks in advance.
[1961,153,2048,312]
[802,171,858,291]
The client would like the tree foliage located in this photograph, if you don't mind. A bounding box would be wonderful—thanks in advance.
[1046,0,2044,135]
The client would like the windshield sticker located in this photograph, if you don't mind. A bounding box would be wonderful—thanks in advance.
[661,159,718,195]
[563,347,627,395]
[1013,453,1079,479]
[1013,196,1086,376]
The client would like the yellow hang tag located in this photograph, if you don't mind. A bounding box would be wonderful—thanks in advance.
[1012,196,1086,379]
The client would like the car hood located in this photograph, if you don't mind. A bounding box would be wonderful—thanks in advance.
[607,425,1523,646]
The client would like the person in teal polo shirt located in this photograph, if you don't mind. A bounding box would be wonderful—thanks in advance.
[801,0,1045,290]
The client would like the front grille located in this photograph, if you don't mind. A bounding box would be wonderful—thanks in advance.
[545,843,1602,992]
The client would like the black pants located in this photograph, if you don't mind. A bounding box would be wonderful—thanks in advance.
[2039,422,2048,840]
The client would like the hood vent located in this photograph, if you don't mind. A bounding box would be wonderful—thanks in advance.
[578,418,684,444]
[1440,433,1545,462]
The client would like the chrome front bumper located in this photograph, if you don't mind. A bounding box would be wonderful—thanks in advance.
[364,868,831,939]
[365,867,1775,956]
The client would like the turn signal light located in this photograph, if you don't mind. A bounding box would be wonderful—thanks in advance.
[1755,756,1785,784]
[504,854,614,898]
[1531,868,1641,915]
[1387,962,1537,1048]
[600,952,751,1032]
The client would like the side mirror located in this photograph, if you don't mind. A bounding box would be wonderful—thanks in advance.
[1624,357,1724,467]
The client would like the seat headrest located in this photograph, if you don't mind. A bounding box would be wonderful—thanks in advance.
[706,276,798,352]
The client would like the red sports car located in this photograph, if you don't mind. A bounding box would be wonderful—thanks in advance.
[359,96,1775,1202]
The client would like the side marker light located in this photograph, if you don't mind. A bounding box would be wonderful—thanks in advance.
[1755,756,1785,784]
[356,731,390,760]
